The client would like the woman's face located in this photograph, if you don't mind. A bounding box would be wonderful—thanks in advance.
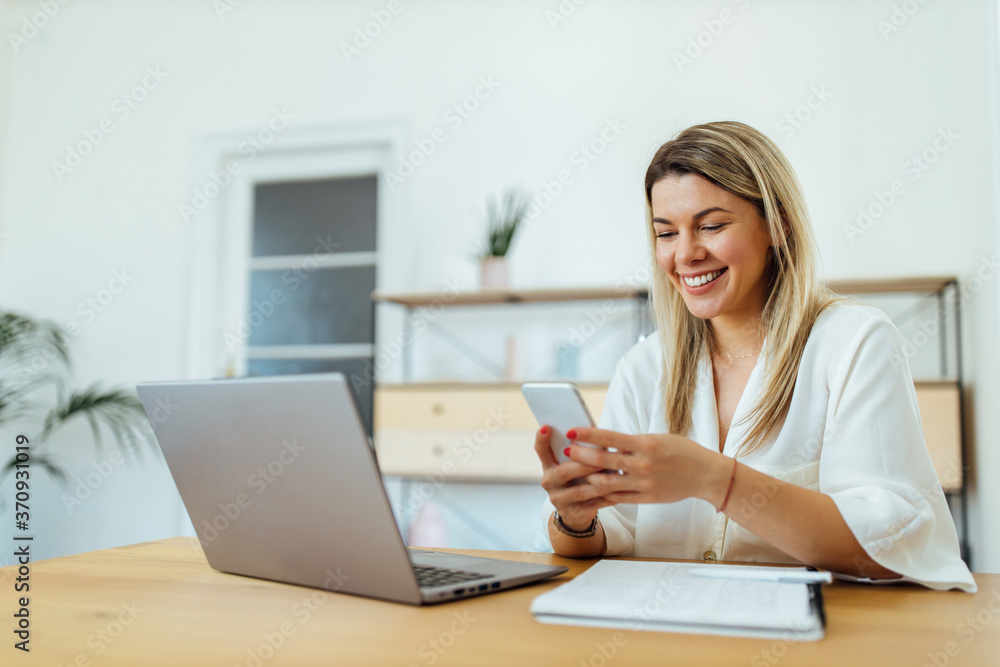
[650,173,773,326]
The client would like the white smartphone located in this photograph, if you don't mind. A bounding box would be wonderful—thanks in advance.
[521,382,598,465]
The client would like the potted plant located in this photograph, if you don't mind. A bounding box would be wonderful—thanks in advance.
[0,310,151,502]
[477,188,530,289]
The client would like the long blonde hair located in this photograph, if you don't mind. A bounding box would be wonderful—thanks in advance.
[644,121,840,455]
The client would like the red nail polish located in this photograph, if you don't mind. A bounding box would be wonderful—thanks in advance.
[540,426,548,435]
[566,429,577,440]
[563,447,571,457]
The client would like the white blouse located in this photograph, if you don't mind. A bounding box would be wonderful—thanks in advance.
[544,303,976,592]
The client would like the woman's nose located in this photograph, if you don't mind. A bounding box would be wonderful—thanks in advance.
[675,232,704,265]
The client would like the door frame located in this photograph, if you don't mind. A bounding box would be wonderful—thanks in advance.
[183,120,406,379]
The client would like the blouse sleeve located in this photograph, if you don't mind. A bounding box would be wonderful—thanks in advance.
[820,311,976,591]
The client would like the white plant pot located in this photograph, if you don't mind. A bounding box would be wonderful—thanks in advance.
[480,256,508,289]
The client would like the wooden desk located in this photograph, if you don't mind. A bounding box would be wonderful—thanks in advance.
[3,537,998,666]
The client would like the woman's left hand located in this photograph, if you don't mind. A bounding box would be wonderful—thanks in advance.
[565,427,731,507]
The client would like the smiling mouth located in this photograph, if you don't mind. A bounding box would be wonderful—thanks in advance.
[682,268,727,287]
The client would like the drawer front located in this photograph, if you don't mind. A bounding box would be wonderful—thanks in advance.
[374,385,608,480]
[375,431,502,478]
[375,387,507,431]
[914,383,963,492]
[376,383,961,490]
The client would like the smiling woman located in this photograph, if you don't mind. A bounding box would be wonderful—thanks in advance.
[533,121,976,592]
[651,176,773,341]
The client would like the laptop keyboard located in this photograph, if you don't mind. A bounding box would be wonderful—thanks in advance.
[413,565,493,589]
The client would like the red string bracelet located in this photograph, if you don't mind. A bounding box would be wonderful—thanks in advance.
[717,457,738,513]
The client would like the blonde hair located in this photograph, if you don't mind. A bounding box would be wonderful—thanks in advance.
[644,121,841,456]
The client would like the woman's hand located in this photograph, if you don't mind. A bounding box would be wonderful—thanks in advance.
[564,427,732,508]
[550,428,902,578]
[534,426,613,532]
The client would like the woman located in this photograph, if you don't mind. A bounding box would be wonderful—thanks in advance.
[535,121,975,591]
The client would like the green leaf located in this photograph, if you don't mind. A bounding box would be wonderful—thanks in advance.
[0,311,153,502]
[479,188,531,258]
[0,311,71,371]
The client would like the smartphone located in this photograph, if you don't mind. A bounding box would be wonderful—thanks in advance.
[521,382,598,465]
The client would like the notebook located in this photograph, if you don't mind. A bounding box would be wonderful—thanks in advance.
[531,559,828,640]
[136,373,567,605]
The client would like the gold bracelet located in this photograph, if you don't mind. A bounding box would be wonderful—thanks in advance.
[553,511,598,538]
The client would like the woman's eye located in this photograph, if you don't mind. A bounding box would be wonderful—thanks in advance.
[702,224,724,232]
[655,231,676,239]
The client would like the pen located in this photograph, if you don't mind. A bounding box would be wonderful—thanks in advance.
[689,567,832,584]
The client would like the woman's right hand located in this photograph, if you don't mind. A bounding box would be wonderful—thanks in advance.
[534,425,610,531]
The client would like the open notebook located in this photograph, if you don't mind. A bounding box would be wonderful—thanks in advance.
[531,560,829,641]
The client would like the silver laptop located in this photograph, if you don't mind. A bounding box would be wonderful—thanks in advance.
[136,373,566,605]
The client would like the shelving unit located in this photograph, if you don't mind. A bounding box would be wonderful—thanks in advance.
[372,286,650,382]
[372,276,969,559]
[828,276,968,561]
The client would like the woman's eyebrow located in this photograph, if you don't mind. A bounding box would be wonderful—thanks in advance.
[651,206,732,225]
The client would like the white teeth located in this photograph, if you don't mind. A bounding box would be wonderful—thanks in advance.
[684,270,723,287]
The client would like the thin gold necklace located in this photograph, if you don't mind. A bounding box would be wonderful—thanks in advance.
[722,348,761,360]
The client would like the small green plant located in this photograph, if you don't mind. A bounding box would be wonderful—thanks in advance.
[0,310,150,492]
[478,188,530,258]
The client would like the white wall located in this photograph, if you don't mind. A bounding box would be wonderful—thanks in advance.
[0,0,998,570]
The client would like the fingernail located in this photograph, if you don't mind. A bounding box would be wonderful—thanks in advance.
[566,429,577,440]
[540,425,548,435]
[563,447,571,457]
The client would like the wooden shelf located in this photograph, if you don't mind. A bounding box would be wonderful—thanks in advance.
[828,276,956,295]
[372,285,647,307]
[372,276,957,308]
[374,380,612,390]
